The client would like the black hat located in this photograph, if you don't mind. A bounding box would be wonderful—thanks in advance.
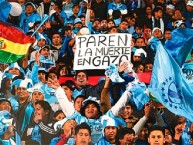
[80,99,102,118]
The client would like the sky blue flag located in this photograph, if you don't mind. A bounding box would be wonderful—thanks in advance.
[181,120,191,145]
[128,71,149,110]
[164,28,193,67]
[148,37,193,122]
[0,1,11,21]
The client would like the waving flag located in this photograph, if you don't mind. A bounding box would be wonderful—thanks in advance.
[0,21,34,63]
[164,28,193,67]
[0,1,11,21]
[148,38,193,122]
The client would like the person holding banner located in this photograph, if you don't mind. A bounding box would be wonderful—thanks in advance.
[72,70,105,99]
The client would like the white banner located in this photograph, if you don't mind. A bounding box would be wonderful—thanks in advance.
[73,33,132,70]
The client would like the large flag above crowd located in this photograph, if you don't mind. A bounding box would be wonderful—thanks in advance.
[0,21,34,64]
[148,35,193,122]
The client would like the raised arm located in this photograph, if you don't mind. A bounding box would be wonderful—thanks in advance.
[100,77,111,114]
[47,78,75,117]
[85,2,91,27]
[30,52,40,84]
[110,89,132,116]
[132,102,152,135]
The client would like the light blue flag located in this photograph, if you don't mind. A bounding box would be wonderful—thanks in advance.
[0,1,11,21]
[164,28,193,67]
[128,71,149,110]
[148,37,193,122]
[181,120,191,145]
[15,131,22,145]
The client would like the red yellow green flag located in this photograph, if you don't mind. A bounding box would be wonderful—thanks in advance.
[0,21,34,63]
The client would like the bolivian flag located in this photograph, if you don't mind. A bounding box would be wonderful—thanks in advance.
[0,21,34,64]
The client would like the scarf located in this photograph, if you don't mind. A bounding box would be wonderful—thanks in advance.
[152,16,164,34]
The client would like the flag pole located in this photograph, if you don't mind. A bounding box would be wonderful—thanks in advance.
[31,14,50,37]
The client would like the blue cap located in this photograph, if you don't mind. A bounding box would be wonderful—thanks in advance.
[74,18,82,24]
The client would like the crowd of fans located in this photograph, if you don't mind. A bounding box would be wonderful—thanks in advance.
[1,0,193,144]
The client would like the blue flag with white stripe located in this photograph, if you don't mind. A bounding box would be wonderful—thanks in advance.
[148,37,193,122]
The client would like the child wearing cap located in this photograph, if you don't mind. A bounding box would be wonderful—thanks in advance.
[132,48,147,62]
[30,33,47,58]
[184,0,193,27]
[73,18,83,34]
[4,62,25,77]
[19,2,41,33]
[96,115,125,144]
[29,86,45,105]
[151,27,164,40]
[39,45,56,70]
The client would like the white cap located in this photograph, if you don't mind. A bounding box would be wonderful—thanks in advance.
[101,115,117,128]
[79,27,90,35]
[166,4,175,10]
[134,48,147,57]
[54,118,68,131]
[187,0,193,6]
[27,83,44,95]
[152,27,163,35]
